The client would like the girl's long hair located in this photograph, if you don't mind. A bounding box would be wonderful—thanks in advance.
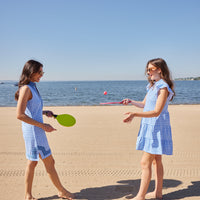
[15,60,43,100]
[145,58,175,100]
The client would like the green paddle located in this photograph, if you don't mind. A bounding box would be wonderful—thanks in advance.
[53,114,76,127]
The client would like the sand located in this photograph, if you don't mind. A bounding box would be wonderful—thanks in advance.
[0,105,200,200]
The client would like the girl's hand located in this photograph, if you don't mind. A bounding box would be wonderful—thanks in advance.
[122,99,131,105]
[43,110,54,117]
[123,112,135,123]
[42,123,57,132]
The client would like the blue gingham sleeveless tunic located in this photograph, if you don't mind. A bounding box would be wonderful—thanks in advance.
[21,82,51,161]
[136,79,174,155]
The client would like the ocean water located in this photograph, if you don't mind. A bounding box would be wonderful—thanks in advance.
[0,80,200,107]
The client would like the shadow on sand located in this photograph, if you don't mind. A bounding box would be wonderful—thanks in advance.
[75,179,200,200]
[162,181,200,200]
[38,195,59,200]
[38,179,200,200]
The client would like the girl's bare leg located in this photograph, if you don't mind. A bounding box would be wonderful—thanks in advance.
[129,152,155,200]
[146,155,163,199]
[41,155,74,199]
[25,160,38,200]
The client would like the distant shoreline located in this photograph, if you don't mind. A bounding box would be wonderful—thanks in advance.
[175,77,200,81]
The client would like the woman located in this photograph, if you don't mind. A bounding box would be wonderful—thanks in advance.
[15,60,74,200]
[122,58,175,200]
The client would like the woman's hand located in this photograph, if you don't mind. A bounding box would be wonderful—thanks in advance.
[43,110,54,117]
[42,123,56,132]
[122,99,132,105]
[123,112,135,123]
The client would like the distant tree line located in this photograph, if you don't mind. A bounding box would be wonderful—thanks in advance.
[175,77,200,81]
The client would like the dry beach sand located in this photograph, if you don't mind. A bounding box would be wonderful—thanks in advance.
[0,105,200,200]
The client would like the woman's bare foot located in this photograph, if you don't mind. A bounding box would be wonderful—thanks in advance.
[58,188,74,199]
[145,191,163,199]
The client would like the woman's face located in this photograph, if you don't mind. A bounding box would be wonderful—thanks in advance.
[147,63,161,81]
[30,66,44,82]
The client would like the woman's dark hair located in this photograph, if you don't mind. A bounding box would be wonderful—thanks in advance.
[15,60,43,100]
[145,58,175,100]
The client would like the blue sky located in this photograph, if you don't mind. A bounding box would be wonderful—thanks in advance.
[0,0,200,81]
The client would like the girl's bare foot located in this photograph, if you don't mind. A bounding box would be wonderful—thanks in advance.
[58,188,74,199]
[124,196,145,200]
[25,194,38,200]
[145,191,163,199]
[25,198,37,200]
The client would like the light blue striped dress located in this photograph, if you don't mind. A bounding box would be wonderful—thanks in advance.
[22,82,51,161]
[136,79,174,155]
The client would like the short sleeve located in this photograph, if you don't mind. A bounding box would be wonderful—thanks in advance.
[146,83,151,92]
[155,79,174,101]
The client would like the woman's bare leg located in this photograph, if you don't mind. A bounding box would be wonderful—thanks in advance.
[41,155,74,199]
[24,160,38,200]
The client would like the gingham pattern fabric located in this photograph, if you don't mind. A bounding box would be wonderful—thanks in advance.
[136,79,174,155]
[22,82,51,161]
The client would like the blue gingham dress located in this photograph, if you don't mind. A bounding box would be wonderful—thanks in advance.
[21,82,51,161]
[136,79,174,155]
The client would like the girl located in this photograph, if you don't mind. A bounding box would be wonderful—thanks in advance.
[123,58,175,200]
[15,60,74,200]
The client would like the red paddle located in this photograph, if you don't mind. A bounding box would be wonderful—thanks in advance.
[100,100,131,105]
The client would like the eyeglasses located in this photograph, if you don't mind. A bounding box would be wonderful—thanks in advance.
[38,71,45,76]
[147,67,157,73]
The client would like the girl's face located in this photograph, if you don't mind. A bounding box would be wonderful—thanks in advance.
[30,66,44,82]
[147,63,161,82]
